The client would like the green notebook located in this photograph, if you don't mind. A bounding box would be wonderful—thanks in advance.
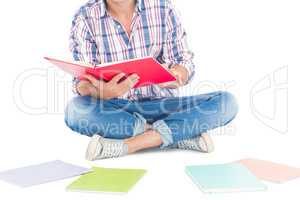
[67,167,146,193]
[185,163,267,193]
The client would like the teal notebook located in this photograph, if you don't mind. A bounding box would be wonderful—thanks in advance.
[185,163,267,193]
[67,167,146,194]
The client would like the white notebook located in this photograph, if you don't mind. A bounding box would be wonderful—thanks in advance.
[185,163,267,193]
[0,160,91,187]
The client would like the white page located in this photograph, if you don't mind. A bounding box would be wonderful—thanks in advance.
[0,160,92,187]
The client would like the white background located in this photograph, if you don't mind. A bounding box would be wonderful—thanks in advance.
[0,0,300,199]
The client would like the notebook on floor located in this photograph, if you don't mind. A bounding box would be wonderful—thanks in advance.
[67,166,146,194]
[0,160,92,187]
[238,158,300,183]
[185,163,267,193]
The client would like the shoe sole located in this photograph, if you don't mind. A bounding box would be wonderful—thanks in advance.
[85,134,102,161]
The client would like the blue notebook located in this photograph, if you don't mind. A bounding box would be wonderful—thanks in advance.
[185,163,267,193]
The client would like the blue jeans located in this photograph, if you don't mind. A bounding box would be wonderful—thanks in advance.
[65,91,238,148]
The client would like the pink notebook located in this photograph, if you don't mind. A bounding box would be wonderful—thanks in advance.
[238,158,300,183]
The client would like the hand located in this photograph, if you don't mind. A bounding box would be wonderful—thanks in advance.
[158,64,188,89]
[80,73,140,99]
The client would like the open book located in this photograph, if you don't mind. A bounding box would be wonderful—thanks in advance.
[44,56,176,88]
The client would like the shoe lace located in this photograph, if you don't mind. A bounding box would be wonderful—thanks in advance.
[178,138,201,151]
[97,141,124,159]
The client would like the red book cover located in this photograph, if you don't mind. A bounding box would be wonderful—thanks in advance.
[44,57,176,88]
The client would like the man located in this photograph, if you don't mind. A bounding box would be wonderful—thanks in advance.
[65,0,238,160]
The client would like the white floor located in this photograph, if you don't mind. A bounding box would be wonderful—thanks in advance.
[0,105,299,200]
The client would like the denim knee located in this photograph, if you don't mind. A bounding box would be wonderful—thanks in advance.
[64,102,77,133]
[218,91,239,124]
[64,97,81,133]
[64,96,97,136]
[64,96,148,138]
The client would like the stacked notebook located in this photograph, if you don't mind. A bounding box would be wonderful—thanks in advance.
[185,163,267,193]
[185,159,300,193]
[67,167,146,193]
[237,158,300,183]
[0,160,146,193]
[0,160,91,187]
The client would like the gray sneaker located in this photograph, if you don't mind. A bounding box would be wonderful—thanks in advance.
[177,133,214,153]
[85,135,128,161]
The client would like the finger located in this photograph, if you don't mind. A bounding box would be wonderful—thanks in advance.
[158,81,178,89]
[173,74,184,86]
[82,74,99,87]
[127,74,140,87]
[110,73,126,84]
[177,77,184,86]
[168,69,183,85]
[120,74,140,89]
[158,82,167,88]
[169,67,177,75]
[158,81,173,88]
[161,63,169,69]
[169,68,181,81]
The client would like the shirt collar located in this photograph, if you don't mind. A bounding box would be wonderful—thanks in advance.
[100,0,143,18]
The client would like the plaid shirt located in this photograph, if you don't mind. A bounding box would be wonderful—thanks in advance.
[70,0,195,100]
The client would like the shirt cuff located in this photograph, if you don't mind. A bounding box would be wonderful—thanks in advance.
[72,78,81,95]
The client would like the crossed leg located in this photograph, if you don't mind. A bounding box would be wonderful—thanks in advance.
[65,91,238,159]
